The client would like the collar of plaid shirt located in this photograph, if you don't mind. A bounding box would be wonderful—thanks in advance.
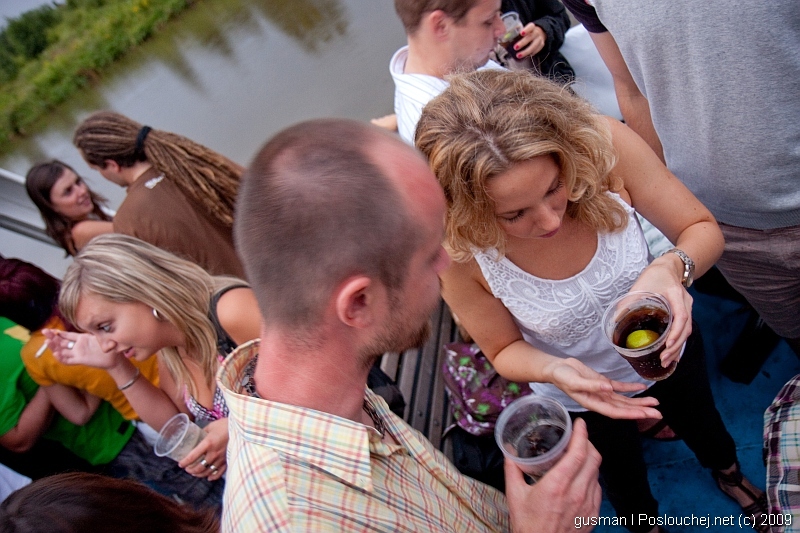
[217,340,510,533]
[218,339,402,490]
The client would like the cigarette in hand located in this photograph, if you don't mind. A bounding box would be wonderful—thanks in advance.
[35,341,48,358]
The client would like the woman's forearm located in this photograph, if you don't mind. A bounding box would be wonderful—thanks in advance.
[106,361,180,431]
[43,383,100,425]
[492,339,560,383]
[671,220,725,278]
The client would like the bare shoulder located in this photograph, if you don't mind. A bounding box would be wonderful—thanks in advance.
[216,287,261,346]
[441,256,500,306]
[603,115,635,145]
[441,256,490,289]
[71,220,114,250]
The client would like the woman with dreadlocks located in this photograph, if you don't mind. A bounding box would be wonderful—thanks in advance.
[73,111,245,277]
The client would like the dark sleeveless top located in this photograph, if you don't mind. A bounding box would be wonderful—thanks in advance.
[182,283,250,424]
[209,283,250,355]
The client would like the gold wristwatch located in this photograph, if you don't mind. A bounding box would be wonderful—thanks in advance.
[663,248,695,288]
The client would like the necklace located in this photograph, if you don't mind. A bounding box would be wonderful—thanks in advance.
[362,399,386,438]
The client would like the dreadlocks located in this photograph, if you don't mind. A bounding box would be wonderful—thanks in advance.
[73,111,243,227]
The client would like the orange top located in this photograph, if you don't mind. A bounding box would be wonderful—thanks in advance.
[20,316,160,421]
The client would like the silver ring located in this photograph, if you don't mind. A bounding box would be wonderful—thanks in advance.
[199,458,209,468]
[208,464,217,472]
[66,341,75,350]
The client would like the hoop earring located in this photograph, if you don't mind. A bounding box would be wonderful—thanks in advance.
[152,308,162,320]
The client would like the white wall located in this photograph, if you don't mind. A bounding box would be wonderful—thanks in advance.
[0,227,70,278]
[0,172,70,278]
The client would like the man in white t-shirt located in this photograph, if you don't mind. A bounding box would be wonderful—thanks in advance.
[391,0,505,144]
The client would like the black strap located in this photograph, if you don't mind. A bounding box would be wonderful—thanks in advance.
[209,284,249,355]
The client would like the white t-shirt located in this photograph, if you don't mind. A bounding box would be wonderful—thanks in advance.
[0,463,30,502]
[390,46,501,145]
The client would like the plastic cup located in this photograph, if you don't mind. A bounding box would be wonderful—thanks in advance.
[602,291,676,381]
[494,395,572,482]
[153,413,204,461]
[500,11,524,50]
[496,11,532,71]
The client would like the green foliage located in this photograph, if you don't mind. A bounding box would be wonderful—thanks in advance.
[0,35,19,83]
[65,0,109,8]
[0,0,192,154]
[6,5,62,59]
[0,4,62,83]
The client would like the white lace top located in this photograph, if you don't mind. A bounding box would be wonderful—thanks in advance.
[473,193,654,411]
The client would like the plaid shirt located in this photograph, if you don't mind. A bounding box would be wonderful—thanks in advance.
[218,340,510,532]
[764,374,800,533]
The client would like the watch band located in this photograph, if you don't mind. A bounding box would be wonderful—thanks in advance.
[663,248,695,288]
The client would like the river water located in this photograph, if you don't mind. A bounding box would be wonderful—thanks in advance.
[2,0,406,207]
[0,0,406,272]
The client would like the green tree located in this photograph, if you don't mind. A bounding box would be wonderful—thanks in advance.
[0,4,62,82]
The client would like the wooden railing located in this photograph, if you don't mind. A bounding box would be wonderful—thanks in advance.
[380,298,459,458]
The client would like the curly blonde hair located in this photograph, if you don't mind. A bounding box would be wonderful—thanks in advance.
[415,69,627,262]
[59,234,244,398]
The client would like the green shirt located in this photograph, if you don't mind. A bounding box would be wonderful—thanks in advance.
[0,317,133,465]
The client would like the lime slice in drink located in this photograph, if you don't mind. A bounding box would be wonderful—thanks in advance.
[625,329,660,349]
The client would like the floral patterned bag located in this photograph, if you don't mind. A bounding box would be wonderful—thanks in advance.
[442,341,532,436]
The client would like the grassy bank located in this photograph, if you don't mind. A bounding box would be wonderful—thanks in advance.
[0,0,193,155]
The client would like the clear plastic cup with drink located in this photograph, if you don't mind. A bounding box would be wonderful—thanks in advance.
[153,413,205,462]
[602,291,677,381]
[497,11,531,70]
[495,395,572,482]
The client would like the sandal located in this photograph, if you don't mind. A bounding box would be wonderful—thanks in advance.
[638,418,680,441]
[712,462,769,533]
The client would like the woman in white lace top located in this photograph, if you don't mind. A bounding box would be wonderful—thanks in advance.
[415,69,766,533]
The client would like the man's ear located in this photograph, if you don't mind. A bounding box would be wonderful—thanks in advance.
[103,159,121,173]
[334,276,380,329]
[425,10,452,39]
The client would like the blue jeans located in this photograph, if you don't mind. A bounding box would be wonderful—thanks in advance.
[105,430,224,512]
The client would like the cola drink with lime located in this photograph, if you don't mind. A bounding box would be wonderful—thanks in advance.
[612,306,675,380]
[497,12,534,71]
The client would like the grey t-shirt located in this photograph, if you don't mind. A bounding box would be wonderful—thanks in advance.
[563,0,800,230]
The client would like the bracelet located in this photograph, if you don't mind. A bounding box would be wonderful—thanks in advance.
[118,368,141,391]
